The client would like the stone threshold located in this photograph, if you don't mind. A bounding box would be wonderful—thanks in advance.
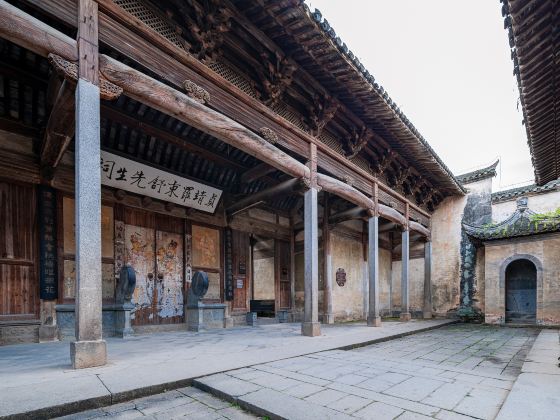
[1,319,455,419]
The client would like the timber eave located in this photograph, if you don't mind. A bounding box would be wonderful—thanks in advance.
[503,0,560,186]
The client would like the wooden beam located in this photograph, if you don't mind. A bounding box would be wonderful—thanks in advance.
[240,162,276,184]
[77,0,99,85]
[328,206,367,225]
[41,79,75,180]
[316,173,373,213]
[226,177,304,215]
[0,0,78,61]
[101,105,249,174]
[98,55,310,180]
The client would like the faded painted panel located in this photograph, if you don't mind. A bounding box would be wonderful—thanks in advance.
[192,225,220,269]
[63,197,114,258]
[63,259,75,299]
[102,263,115,299]
[253,257,275,300]
[155,231,184,319]
[62,260,114,301]
[206,271,221,300]
[125,224,155,324]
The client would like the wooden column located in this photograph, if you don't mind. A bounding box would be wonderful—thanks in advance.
[400,203,411,322]
[302,143,320,337]
[70,0,106,369]
[322,192,334,324]
[423,240,433,319]
[289,224,296,314]
[368,182,381,326]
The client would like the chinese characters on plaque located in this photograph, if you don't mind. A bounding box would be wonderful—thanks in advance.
[100,151,222,213]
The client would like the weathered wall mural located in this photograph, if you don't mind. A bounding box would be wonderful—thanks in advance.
[155,231,184,318]
[125,224,155,320]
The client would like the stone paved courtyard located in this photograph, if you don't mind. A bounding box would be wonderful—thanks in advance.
[61,324,539,419]
[57,387,259,420]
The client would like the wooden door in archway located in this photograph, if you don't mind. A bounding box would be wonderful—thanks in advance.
[505,259,536,323]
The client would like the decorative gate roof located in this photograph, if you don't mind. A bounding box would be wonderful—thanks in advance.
[463,197,560,240]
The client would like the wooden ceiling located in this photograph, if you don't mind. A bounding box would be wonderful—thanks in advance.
[504,0,560,185]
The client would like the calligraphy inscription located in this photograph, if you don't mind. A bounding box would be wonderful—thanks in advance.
[100,151,222,213]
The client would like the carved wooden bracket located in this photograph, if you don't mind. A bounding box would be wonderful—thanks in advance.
[259,127,278,144]
[343,125,371,159]
[183,80,210,104]
[305,93,339,136]
[342,175,354,186]
[48,54,122,100]
[372,149,397,175]
[184,0,232,63]
[257,51,296,106]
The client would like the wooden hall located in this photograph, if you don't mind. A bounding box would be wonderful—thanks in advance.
[0,0,464,367]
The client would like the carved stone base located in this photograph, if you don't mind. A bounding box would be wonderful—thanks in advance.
[70,340,107,369]
[367,315,382,327]
[399,312,412,322]
[301,321,321,337]
[423,311,433,320]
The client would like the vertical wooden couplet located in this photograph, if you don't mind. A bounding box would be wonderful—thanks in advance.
[367,181,381,326]
[71,0,107,369]
[400,203,411,321]
[322,192,334,324]
[302,143,321,336]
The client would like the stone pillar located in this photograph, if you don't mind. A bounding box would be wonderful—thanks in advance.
[302,143,320,337]
[367,215,381,326]
[71,78,106,368]
[322,192,334,324]
[70,0,106,369]
[423,240,433,319]
[400,229,411,321]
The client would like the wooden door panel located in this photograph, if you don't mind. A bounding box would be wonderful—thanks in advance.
[155,230,184,324]
[125,224,156,326]
[0,182,38,320]
[232,230,249,310]
[277,240,291,309]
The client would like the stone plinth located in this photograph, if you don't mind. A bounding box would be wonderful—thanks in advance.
[301,321,321,337]
[70,340,107,369]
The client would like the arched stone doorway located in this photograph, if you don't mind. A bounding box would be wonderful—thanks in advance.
[505,259,537,323]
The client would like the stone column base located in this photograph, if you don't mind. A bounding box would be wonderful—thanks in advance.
[367,315,382,327]
[39,325,58,342]
[422,311,432,319]
[399,312,411,322]
[301,321,321,337]
[70,340,107,369]
[322,313,334,324]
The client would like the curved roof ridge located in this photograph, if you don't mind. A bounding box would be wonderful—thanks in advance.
[456,160,499,185]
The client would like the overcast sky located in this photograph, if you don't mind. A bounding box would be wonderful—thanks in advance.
[306,0,534,191]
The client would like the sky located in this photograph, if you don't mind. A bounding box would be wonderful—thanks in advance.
[306,0,534,191]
